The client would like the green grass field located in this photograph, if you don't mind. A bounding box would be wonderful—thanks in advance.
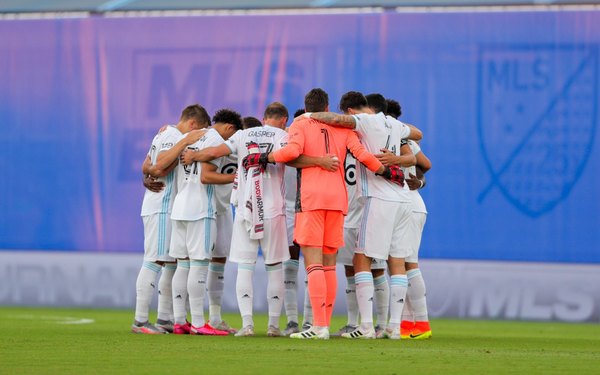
[1,307,599,374]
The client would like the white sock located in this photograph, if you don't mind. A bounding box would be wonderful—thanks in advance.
[188,260,209,328]
[302,278,313,326]
[266,263,284,328]
[402,296,415,322]
[172,259,190,325]
[283,259,299,324]
[207,262,225,325]
[236,263,255,327]
[373,274,389,329]
[355,272,374,330]
[157,263,176,322]
[389,274,409,329]
[407,268,429,322]
[345,276,359,326]
[134,261,160,323]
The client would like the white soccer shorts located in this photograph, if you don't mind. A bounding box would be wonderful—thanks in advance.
[214,208,234,258]
[338,227,385,269]
[229,214,290,265]
[169,218,216,261]
[286,208,295,247]
[356,197,412,260]
[142,213,174,262]
[405,212,427,263]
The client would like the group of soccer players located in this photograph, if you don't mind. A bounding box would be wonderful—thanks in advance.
[132,87,432,340]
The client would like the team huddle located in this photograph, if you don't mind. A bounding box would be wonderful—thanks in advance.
[133,88,432,340]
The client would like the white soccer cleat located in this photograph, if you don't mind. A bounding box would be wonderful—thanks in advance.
[234,325,255,337]
[332,324,358,337]
[155,319,174,334]
[266,325,282,337]
[212,320,237,334]
[131,321,164,335]
[290,326,329,340]
[341,326,376,339]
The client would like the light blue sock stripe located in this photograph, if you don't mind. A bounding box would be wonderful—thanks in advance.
[191,260,209,267]
[143,261,161,273]
[239,263,255,271]
[165,263,177,271]
[373,275,387,286]
[354,272,373,284]
[266,263,283,271]
[407,269,421,279]
[209,263,225,272]
[346,276,355,284]
[177,260,190,269]
[284,259,300,267]
[390,275,409,287]
[158,213,166,256]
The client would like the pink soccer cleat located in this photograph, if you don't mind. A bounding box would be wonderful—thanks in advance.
[173,321,191,335]
[190,323,230,336]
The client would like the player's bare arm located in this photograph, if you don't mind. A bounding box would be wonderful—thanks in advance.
[376,143,416,167]
[308,112,357,129]
[200,162,236,185]
[180,143,231,165]
[286,155,340,172]
[154,129,207,171]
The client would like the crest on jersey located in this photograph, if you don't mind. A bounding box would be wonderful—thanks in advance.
[477,45,598,217]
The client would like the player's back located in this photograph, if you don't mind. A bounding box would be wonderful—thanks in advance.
[353,113,411,202]
[289,118,352,214]
[226,125,288,218]
[141,125,181,216]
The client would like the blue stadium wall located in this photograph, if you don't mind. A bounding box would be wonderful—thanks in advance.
[1,9,599,321]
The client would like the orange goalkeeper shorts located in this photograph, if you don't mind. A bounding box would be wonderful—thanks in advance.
[294,210,344,251]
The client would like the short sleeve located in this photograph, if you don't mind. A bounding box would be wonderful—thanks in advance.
[224,130,241,156]
[158,131,182,153]
[396,120,411,139]
[352,113,371,137]
[408,140,421,155]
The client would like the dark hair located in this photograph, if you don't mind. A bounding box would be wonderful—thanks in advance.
[263,102,289,120]
[304,88,328,112]
[293,108,305,118]
[339,91,368,114]
[212,109,243,130]
[385,99,402,119]
[242,116,262,129]
[180,104,211,127]
[365,93,387,114]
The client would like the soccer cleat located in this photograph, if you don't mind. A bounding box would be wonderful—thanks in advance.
[331,324,358,337]
[155,319,174,334]
[282,321,300,336]
[401,320,415,339]
[409,321,432,340]
[235,325,255,337]
[374,324,387,339]
[173,321,191,335]
[290,326,330,340]
[211,320,237,334]
[301,322,313,331]
[266,325,282,337]
[190,323,229,336]
[131,321,163,335]
[341,326,376,339]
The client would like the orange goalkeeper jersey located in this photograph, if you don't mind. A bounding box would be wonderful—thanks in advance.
[272,118,382,214]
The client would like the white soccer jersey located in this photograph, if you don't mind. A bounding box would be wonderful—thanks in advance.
[170,128,225,221]
[402,140,428,214]
[343,152,364,229]
[224,125,288,218]
[284,166,297,212]
[352,112,412,202]
[140,125,182,217]
[215,153,237,214]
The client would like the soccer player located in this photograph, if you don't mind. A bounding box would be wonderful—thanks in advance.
[181,102,338,337]
[332,93,417,337]
[242,116,262,129]
[169,109,243,336]
[307,92,422,339]
[385,102,433,339]
[243,89,406,339]
[132,104,210,334]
